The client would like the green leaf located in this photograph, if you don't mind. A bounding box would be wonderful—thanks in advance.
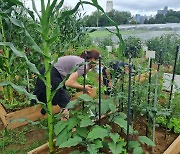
[0,81,36,100]
[78,94,93,102]
[109,133,120,143]
[56,129,69,147]
[133,146,143,154]
[76,127,88,138]
[94,139,103,149]
[109,102,116,112]
[80,119,94,128]
[54,121,68,136]
[87,126,108,140]
[9,17,24,28]
[119,112,127,119]
[25,30,43,54]
[67,117,79,131]
[129,141,140,149]
[66,100,79,109]
[108,142,124,154]
[59,136,82,148]
[138,136,155,146]
[87,144,98,154]
[8,0,23,6]
[101,99,110,114]
[0,42,40,75]
[114,117,134,134]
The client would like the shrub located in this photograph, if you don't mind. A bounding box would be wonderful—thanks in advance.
[124,36,142,58]
[146,33,180,65]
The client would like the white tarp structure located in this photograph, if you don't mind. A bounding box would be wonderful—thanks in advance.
[163,73,180,92]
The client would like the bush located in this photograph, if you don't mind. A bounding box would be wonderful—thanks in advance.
[124,36,142,58]
[146,33,180,65]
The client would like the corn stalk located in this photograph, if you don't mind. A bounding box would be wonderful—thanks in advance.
[0,16,13,103]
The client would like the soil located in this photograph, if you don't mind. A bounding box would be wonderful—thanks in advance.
[133,116,178,154]
[14,115,177,154]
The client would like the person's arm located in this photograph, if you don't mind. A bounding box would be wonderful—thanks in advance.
[65,72,92,93]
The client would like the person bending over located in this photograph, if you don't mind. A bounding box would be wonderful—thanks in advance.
[102,60,129,96]
[32,49,100,114]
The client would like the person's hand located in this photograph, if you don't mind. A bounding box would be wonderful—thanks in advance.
[85,85,92,94]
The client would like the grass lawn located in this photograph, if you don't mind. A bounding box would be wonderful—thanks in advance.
[89,29,149,38]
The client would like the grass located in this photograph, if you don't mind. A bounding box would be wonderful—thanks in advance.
[0,119,48,154]
[89,29,149,38]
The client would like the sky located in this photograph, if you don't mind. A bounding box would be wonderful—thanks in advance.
[24,0,180,16]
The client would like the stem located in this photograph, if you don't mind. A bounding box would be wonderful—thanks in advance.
[0,16,13,103]
[43,41,54,152]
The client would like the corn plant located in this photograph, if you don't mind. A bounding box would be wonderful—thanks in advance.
[0,0,126,153]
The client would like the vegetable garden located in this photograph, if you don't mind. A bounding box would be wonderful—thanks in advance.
[0,0,180,154]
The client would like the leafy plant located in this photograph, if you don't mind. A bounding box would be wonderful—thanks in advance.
[124,36,143,58]
[156,116,180,133]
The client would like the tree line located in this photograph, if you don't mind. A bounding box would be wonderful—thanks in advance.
[83,9,180,27]
[145,10,180,24]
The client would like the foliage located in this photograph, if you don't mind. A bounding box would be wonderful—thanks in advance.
[124,36,143,58]
[145,10,180,24]
[156,116,180,133]
[146,33,180,65]
[84,9,132,27]
[176,61,180,75]
[55,95,155,153]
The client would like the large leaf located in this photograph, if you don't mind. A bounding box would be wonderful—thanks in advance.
[80,118,94,128]
[138,136,155,146]
[101,99,110,114]
[66,100,79,109]
[114,117,134,134]
[54,121,68,136]
[108,142,125,154]
[56,129,69,147]
[76,127,88,138]
[59,136,82,148]
[9,17,24,28]
[133,147,143,154]
[87,144,98,154]
[78,94,94,102]
[67,117,79,131]
[25,30,43,54]
[109,101,116,113]
[0,81,36,100]
[0,42,40,75]
[129,141,140,149]
[87,126,108,140]
[7,0,23,6]
[109,133,119,143]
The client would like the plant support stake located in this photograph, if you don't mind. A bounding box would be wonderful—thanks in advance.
[98,55,102,125]
[83,54,87,110]
[165,45,179,138]
[126,56,132,153]
[152,49,162,153]
[146,58,152,137]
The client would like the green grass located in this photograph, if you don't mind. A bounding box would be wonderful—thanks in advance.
[0,120,48,154]
[89,29,149,38]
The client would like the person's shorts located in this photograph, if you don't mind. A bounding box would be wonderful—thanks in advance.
[33,67,70,108]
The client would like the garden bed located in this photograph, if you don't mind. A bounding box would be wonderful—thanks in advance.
[0,104,60,129]
[27,115,179,154]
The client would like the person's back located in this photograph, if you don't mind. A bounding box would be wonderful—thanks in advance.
[54,55,86,78]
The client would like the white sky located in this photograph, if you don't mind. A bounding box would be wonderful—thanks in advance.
[24,0,180,16]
